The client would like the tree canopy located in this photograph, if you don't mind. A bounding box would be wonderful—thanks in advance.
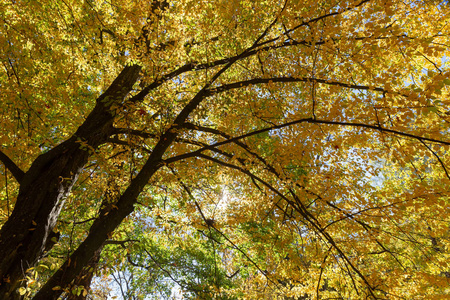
[0,0,450,299]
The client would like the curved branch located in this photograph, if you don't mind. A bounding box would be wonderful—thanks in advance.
[33,49,242,300]
[255,0,372,48]
[168,118,450,167]
[0,149,24,183]
[183,122,400,240]
[205,76,386,96]
[128,0,402,108]
[210,223,280,288]
[307,119,450,146]
[194,153,377,297]
[130,34,406,106]
[182,122,292,186]
[143,249,188,290]
[165,118,315,165]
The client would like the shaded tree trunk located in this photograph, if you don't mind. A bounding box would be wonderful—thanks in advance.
[63,176,121,300]
[64,247,103,300]
[0,65,142,298]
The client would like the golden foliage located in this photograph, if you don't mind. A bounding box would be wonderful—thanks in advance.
[1,0,450,298]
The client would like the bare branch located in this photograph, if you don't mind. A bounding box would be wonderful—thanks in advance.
[165,118,315,164]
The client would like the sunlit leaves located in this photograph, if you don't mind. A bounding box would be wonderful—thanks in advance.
[1,0,450,299]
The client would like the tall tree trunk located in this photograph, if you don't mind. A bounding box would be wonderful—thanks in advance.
[32,50,235,300]
[64,246,103,300]
[0,65,141,298]
[64,175,121,300]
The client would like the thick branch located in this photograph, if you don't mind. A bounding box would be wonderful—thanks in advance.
[131,29,406,106]
[0,65,142,299]
[0,150,25,183]
[33,46,242,300]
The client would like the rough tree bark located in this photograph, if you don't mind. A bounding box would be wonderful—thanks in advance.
[0,59,228,299]
[29,58,236,300]
[0,65,142,299]
[1,12,260,297]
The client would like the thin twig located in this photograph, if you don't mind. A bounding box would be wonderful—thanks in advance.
[419,140,450,181]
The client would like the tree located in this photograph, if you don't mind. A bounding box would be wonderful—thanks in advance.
[0,0,449,298]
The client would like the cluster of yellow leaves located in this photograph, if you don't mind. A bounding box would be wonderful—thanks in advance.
[1,0,450,298]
